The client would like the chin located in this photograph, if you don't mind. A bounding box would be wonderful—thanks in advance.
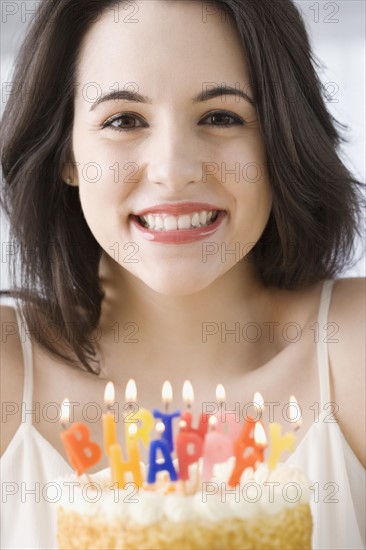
[137,269,219,297]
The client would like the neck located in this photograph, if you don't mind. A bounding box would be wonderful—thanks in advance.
[98,252,279,363]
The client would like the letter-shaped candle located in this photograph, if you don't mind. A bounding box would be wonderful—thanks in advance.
[59,398,102,476]
[228,419,267,486]
[124,378,154,448]
[268,423,296,470]
[103,381,117,456]
[202,415,233,481]
[176,419,203,480]
[110,423,143,488]
[153,381,180,454]
[147,421,178,484]
[180,380,209,441]
[214,384,242,441]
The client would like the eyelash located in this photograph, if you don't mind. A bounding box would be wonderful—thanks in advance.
[101,110,245,133]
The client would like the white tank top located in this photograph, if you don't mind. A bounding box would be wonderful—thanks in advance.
[1,280,365,549]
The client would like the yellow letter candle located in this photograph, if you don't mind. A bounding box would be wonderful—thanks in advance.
[110,423,143,489]
[103,382,117,457]
[124,379,154,448]
[268,423,296,470]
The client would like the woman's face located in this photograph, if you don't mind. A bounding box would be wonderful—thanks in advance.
[65,0,272,295]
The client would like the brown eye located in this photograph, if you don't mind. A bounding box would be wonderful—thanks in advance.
[116,115,137,128]
[103,113,146,132]
[199,111,245,128]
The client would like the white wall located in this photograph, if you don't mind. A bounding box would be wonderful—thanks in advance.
[1,1,365,291]
[300,0,365,276]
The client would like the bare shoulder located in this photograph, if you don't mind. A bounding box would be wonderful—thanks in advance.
[0,305,26,456]
[328,277,366,467]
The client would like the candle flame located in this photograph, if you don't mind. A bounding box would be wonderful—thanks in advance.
[254,422,267,446]
[104,381,115,407]
[216,384,226,403]
[156,421,165,434]
[128,422,138,436]
[289,395,302,426]
[209,415,218,428]
[162,381,173,405]
[182,380,194,406]
[60,398,70,424]
[125,379,137,402]
[253,391,264,410]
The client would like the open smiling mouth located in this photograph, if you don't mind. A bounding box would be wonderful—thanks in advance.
[129,209,227,243]
[133,209,220,231]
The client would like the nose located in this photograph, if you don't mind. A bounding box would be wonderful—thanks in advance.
[145,122,204,192]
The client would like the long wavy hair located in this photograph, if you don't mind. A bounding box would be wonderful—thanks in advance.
[1,0,364,373]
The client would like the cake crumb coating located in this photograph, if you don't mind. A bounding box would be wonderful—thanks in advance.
[57,502,312,549]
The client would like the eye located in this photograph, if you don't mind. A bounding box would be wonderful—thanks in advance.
[199,110,245,128]
[102,113,147,132]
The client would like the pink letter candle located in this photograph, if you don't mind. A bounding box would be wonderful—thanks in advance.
[214,384,242,441]
[202,415,233,481]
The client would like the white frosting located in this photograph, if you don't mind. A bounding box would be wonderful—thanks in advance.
[55,460,312,525]
[164,494,196,523]
[128,491,165,525]
[193,490,235,522]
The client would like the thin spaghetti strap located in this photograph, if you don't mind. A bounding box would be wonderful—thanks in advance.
[14,306,34,425]
[316,279,336,409]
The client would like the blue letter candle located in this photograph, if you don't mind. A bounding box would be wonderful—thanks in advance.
[153,409,181,453]
[147,438,178,484]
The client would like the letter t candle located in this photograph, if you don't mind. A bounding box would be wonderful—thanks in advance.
[153,381,180,454]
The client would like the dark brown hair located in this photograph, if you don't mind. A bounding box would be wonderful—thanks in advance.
[1,0,364,373]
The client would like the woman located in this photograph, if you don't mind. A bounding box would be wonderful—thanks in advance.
[1,0,365,549]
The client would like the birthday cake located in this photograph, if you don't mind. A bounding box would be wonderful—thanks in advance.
[55,460,312,549]
[55,384,312,549]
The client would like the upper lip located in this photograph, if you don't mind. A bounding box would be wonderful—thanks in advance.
[133,202,225,217]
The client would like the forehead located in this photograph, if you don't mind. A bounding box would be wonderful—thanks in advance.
[74,0,250,102]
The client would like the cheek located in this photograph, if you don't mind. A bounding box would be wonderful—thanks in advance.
[74,142,133,209]
[221,140,272,214]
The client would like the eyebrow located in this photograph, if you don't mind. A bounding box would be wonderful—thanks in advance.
[89,84,254,111]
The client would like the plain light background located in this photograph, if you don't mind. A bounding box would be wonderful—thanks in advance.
[1,1,365,291]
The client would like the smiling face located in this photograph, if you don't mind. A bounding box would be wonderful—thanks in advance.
[64,0,272,295]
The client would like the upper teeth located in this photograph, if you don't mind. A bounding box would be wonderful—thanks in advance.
[138,210,218,231]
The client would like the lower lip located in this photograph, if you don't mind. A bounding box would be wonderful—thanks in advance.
[130,211,227,244]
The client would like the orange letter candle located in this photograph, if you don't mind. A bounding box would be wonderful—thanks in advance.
[228,419,267,487]
[60,398,102,476]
